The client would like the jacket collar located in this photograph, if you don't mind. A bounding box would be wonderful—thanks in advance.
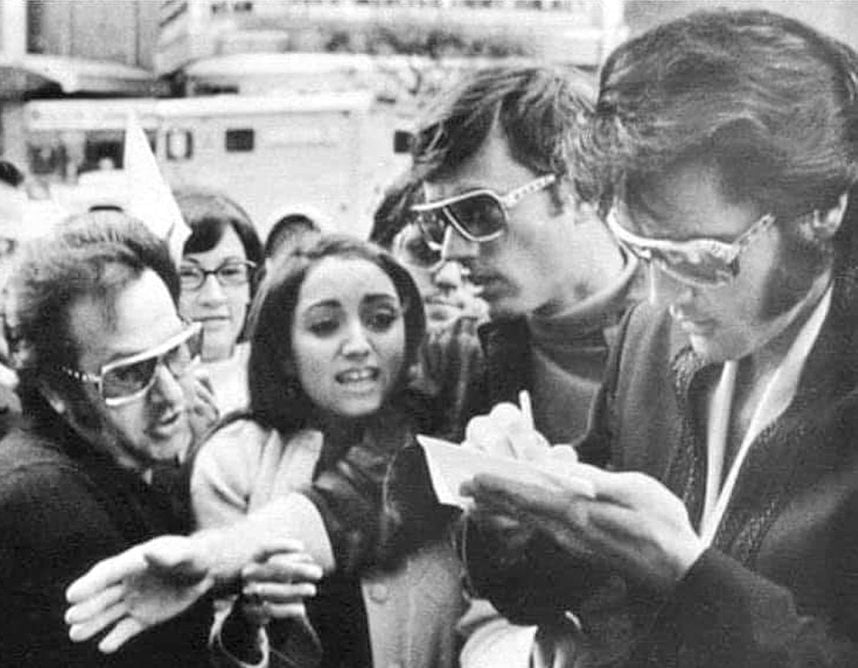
[669,265,858,409]
[665,266,858,556]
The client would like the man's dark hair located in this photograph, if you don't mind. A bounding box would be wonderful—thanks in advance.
[246,234,425,435]
[580,9,858,265]
[8,210,179,412]
[411,64,595,207]
[368,175,424,250]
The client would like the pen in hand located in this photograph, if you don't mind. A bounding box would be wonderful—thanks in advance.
[518,390,534,430]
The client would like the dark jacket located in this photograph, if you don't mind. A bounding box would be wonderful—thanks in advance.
[468,265,858,667]
[0,414,213,667]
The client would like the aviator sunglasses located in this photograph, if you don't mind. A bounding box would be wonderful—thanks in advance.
[605,206,776,287]
[411,174,556,250]
[62,322,203,407]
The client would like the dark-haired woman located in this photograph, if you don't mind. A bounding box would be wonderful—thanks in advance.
[191,235,464,668]
[175,188,264,414]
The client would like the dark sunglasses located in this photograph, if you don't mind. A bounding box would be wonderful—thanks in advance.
[392,223,441,267]
[61,322,203,407]
[410,174,556,250]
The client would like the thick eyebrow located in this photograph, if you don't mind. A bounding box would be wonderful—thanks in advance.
[301,299,342,314]
[363,293,399,306]
[301,293,399,315]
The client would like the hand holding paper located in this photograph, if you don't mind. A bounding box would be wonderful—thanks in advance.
[417,435,596,510]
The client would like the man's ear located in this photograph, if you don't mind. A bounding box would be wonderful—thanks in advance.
[811,192,849,240]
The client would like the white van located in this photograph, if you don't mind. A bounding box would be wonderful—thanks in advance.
[24,89,400,241]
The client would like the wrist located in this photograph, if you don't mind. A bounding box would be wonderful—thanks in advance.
[657,539,706,595]
[195,524,261,588]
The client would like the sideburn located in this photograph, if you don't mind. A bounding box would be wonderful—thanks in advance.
[760,220,832,319]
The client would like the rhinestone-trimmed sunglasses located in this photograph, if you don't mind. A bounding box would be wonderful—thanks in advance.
[411,174,557,250]
[605,207,776,287]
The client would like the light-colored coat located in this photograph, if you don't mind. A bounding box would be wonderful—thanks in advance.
[192,419,465,668]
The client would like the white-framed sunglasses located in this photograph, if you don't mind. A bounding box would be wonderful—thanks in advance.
[411,174,557,250]
[605,206,776,287]
[61,322,203,407]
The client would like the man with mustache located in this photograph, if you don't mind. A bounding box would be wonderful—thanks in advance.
[460,10,858,667]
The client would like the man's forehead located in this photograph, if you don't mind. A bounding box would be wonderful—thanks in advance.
[424,125,533,198]
[622,162,755,236]
[68,270,182,366]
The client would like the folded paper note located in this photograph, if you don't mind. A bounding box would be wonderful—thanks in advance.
[416,434,596,509]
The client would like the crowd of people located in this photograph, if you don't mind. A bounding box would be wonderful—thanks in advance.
[3,7,858,667]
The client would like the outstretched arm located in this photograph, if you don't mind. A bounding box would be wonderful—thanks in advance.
[65,534,308,653]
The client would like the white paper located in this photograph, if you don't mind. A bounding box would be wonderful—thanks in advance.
[416,435,596,509]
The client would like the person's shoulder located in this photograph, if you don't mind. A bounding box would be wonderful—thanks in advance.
[609,299,685,370]
[0,427,82,483]
[198,415,271,458]
[0,430,104,524]
[194,415,312,472]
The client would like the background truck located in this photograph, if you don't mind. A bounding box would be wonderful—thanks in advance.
[24,87,406,241]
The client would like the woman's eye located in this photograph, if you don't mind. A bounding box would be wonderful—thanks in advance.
[365,309,400,332]
[220,266,243,278]
[308,319,339,336]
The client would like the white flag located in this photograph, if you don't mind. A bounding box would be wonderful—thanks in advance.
[123,111,189,264]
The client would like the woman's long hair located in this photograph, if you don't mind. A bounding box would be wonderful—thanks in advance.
[246,234,426,435]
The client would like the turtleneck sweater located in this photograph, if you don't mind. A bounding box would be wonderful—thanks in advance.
[527,253,641,444]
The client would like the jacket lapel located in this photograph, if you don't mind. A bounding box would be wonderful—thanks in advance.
[694,268,858,563]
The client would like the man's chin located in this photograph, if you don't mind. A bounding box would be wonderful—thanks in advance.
[145,429,193,464]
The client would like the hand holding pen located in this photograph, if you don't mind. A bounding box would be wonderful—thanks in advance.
[463,390,552,461]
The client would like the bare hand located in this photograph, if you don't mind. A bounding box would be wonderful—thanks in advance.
[65,534,307,653]
[189,367,219,445]
[240,545,323,627]
[65,535,215,653]
[464,402,551,460]
[462,462,705,594]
